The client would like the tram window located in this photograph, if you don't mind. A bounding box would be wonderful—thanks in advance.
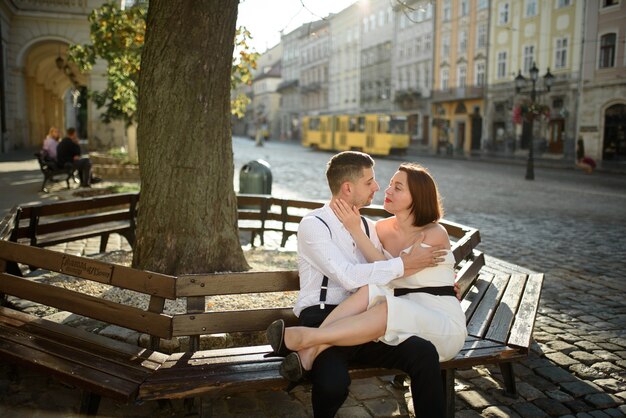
[388,117,408,134]
[378,116,389,133]
[309,118,320,130]
[349,117,358,132]
[357,117,366,132]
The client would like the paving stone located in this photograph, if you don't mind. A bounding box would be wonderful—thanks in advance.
[563,399,593,413]
[349,379,390,400]
[592,362,624,374]
[547,352,580,367]
[526,357,558,369]
[593,351,622,362]
[592,379,626,393]
[571,351,605,366]
[469,375,502,391]
[570,364,609,380]
[516,381,546,401]
[549,341,583,354]
[603,407,625,417]
[336,406,374,418]
[482,405,520,417]
[615,391,626,401]
[609,338,626,349]
[510,402,550,417]
[535,366,579,383]
[561,381,603,397]
[584,393,622,409]
[620,404,626,415]
[533,397,573,416]
[513,363,535,377]
[454,410,483,418]
[599,344,626,352]
[576,341,604,351]
[587,411,612,418]
[456,390,493,410]
[545,389,575,402]
[522,374,560,391]
[615,352,626,360]
[456,368,482,379]
[362,396,409,417]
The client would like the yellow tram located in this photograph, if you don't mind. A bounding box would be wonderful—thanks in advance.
[302,114,410,156]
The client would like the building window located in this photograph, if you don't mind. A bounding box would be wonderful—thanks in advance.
[459,31,468,54]
[478,0,488,9]
[475,62,486,86]
[416,37,422,54]
[425,34,432,51]
[442,34,450,59]
[557,0,571,7]
[443,0,451,21]
[477,24,487,49]
[602,0,620,6]
[441,68,449,90]
[497,51,508,79]
[555,38,568,68]
[523,45,535,73]
[599,33,616,68]
[457,65,467,87]
[525,0,538,16]
[460,0,469,16]
[499,3,510,24]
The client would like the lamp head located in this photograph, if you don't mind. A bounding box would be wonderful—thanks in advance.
[544,67,555,92]
[515,70,526,93]
[530,62,539,82]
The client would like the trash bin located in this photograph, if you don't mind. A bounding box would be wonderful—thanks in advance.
[239,159,272,195]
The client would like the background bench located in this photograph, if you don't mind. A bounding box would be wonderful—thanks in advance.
[0,195,543,417]
[34,151,78,193]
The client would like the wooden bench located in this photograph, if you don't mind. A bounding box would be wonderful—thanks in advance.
[0,197,544,417]
[0,238,175,415]
[10,193,138,255]
[34,151,79,193]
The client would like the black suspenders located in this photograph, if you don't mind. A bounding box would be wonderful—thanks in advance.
[315,215,370,309]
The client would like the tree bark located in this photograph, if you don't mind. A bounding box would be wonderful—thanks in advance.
[134,0,249,275]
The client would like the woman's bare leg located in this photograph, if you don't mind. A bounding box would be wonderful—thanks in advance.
[318,285,371,328]
[289,300,388,370]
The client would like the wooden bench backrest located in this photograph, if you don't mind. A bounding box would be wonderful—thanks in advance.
[13,193,138,243]
[0,239,175,339]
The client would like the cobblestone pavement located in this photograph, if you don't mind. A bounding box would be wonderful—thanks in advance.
[0,138,625,417]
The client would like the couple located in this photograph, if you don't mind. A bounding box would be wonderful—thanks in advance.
[266,151,467,418]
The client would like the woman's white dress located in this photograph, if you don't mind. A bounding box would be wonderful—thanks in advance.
[368,245,467,361]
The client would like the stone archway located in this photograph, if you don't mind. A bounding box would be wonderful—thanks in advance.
[22,40,87,147]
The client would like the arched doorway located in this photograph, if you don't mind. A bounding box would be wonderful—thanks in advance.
[23,41,87,147]
[603,104,626,161]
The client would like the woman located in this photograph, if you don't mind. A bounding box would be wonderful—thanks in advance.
[268,163,467,381]
[42,127,60,162]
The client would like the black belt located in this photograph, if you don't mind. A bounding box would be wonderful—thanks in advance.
[394,286,456,297]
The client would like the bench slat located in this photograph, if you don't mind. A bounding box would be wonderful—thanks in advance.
[0,307,167,367]
[0,322,154,383]
[508,273,544,349]
[461,273,494,320]
[0,333,142,402]
[18,193,136,217]
[177,270,299,297]
[172,307,297,336]
[31,210,131,237]
[465,274,510,338]
[0,273,172,339]
[0,240,176,299]
[485,274,527,343]
[455,251,486,298]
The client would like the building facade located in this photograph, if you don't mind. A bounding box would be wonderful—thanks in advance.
[432,0,490,155]
[329,3,361,114]
[486,0,584,160]
[299,20,330,115]
[0,0,126,153]
[251,43,282,140]
[391,1,434,147]
[578,0,626,163]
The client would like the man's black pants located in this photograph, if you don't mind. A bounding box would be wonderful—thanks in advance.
[299,305,445,418]
[73,158,92,186]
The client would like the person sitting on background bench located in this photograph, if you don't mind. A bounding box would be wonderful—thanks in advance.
[57,127,101,188]
[42,126,60,164]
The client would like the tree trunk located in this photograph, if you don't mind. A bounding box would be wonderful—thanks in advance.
[134,0,249,275]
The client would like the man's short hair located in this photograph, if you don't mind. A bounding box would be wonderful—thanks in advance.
[326,151,375,195]
[66,127,76,136]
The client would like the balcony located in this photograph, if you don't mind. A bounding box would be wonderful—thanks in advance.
[431,85,484,103]
[277,79,299,93]
[13,0,89,13]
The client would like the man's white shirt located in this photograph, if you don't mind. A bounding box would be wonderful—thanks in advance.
[294,204,404,316]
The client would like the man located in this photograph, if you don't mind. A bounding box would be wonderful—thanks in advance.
[295,151,447,417]
[56,127,100,188]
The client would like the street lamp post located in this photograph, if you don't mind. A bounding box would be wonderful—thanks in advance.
[515,62,554,180]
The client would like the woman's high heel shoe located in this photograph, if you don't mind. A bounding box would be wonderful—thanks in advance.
[280,352,307,382]
[266,319,292,357]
